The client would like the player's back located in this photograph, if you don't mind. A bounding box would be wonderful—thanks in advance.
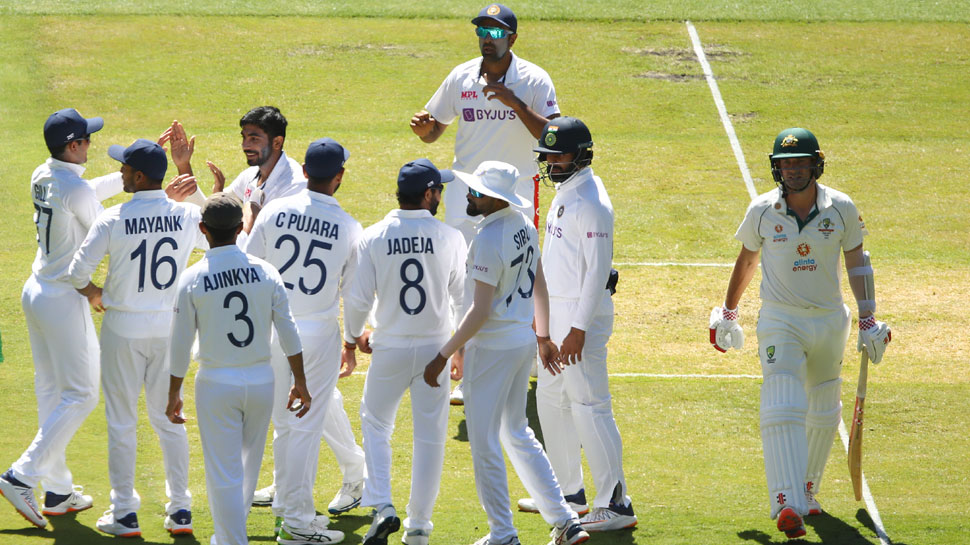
[353,209,465,346]
[29,159,102,284]
[246,191,362,325]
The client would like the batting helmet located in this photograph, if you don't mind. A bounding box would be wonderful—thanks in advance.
[768,127,824,184]
[534,116,594,184]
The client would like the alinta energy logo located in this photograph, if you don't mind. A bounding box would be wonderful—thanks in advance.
[793,243,816,272]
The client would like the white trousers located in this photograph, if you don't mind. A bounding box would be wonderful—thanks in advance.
[100,323,191,515]
[464,342,575,543]
[270,326,339,528]
[13,276,99,493]
[536,300,627,508]
[196,365,273,545]
[360,341,450,533]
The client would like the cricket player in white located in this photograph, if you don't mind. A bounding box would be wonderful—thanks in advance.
[0,109,121,528]
[245,138,360,544]
[344,159,466,545]
[68,139,208,537]
[167,193,313,545]
[424,162,589,545]
[520,118,636,533]
[710,128,891,540]
[198,108,367,510]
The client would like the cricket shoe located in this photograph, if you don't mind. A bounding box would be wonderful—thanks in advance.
[805,482,821,516]
[518,489,589,516]
[278,516,344,544]
[471,535,520,545]
[164,509,193,535]
[0,470,46,528]
[43,486,93,516]
[579,498,637,532]
[549,520,589,545]
[401,528,429,545]
[328,480,363,514]
[776,506,807,539]
[450,382,464,405]
[363,504,401,545]
[97,510,141,537]
[253,483,276,506]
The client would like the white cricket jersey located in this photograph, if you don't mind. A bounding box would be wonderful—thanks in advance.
[245,190,363,338]
[542,168,615,330]
[735,183,867,311]
[344,209,466,348]
[68,190,209,338]
[466,207,540,347]
[425,52,559,226]
[29,158,123,288]
[170,245,301,378]
[224,150,306,205]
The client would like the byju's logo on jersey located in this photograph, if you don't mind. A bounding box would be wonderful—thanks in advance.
[817,217,836,239]
[462,108,518,122]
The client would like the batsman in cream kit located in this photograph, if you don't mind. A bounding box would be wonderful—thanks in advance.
[709,128,892,540]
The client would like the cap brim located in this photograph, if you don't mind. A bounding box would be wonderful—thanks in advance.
[453,170,530,208]
[533,145,558,154]
[471,16,514,30]
[107,144,127,163]
[85,116,104,135]
[771,152,815,159]
[439,169,455,184]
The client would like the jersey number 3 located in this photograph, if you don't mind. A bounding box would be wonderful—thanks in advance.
[223,291,254,348]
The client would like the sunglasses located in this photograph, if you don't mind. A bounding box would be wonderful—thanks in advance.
[468,188,484,198]
[475,26,509,40]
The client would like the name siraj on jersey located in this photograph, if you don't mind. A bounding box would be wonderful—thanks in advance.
[386,236,434,256]
[274,212,340,240]
[203,267,262,292]
[124,215,184,235]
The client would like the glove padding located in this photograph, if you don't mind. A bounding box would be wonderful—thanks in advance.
[709,306,744,352]
[858,316,891,364]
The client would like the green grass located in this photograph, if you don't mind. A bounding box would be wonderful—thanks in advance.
[1,5,968,545]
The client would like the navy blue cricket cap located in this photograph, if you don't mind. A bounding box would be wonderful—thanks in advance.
[107,139,168,181]
[201,192,243,229]
[397,159,455,194]
[305,138,350,179]
[44,108,104,150]
[472,3,517,33]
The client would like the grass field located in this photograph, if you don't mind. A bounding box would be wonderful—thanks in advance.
[1,2,968,544]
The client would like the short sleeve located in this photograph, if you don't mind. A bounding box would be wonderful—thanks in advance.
[425,71,458,126]
[469,233,502,287]
[530,73,560,119]
[734,202,765,251]
[840,199,867,251]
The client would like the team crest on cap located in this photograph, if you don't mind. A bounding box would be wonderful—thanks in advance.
[544,126,559,146]
[487,4,500,15]
[781,134,798,147]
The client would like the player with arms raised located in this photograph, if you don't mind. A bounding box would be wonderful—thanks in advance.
[709,128,891,539]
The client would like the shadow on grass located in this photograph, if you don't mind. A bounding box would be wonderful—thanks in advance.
[0,511,198,544]
[451,377,543,445]
[738,509,907,545]
[588,527,638,543]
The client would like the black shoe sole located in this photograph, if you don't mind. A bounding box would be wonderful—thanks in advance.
[363,515,400,545]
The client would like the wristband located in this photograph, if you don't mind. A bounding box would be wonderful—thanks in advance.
[343,342,357,350]
[722,306,739,321]
[859,315,876,330]
[857,299,876,315]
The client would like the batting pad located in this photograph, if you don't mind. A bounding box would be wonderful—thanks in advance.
[760,373,809,518]
[805,378,842,494]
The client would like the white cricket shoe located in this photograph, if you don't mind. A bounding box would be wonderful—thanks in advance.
[253,483,276,506]
[518,488,589,516]
[471,535,521,545]
[278,516,345,544]
[450,382,464,405]
[42,486,93,516]
[805,491,821,516]
[0,470,46,528]
[164,509,193,535]
[549,520,590,545]
[401,528,430,545]
[97,509,141,537]
[328,480,363,514]
[364,504,400,545]
[579,498,637,532]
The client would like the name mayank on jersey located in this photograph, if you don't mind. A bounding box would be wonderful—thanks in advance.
[124,215,185,235]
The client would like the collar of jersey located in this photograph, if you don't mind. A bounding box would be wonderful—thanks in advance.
[554,167,594,194]
[205,244,243,258]
[388,209,433,219]
[477,205,515,228]
[307,190,338,206]
[47,156,86,177]
[133,189,168,200]
[771,182,834,216]
[251,150,292,189]
[476,51,521,84]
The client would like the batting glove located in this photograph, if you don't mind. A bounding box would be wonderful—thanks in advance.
[858,315,891,364]
[710,306,744,353]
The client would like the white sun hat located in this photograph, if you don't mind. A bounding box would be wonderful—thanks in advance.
[453,160,531,208]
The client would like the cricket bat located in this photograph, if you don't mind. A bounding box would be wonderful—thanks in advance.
[847,250,874,501]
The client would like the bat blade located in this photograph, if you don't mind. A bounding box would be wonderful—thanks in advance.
[848,350,869,501]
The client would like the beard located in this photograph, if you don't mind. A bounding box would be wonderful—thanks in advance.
[479,40,509,63]
[466,199,482,217]
[245,144,272,167]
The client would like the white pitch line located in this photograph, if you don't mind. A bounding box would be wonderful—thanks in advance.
[838,420,892,545]
[611,372,761,379]
[685,21,758,200]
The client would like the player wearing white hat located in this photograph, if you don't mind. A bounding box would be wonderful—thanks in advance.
[245,138,361,544]
[517,118,636,533]
[0,108,121,529]
[424,161,588,545]
[343,159,466,545]
[68,139,208,537]
[709,128,891,540]
[196,108,366,512]
[167,193,312,545]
